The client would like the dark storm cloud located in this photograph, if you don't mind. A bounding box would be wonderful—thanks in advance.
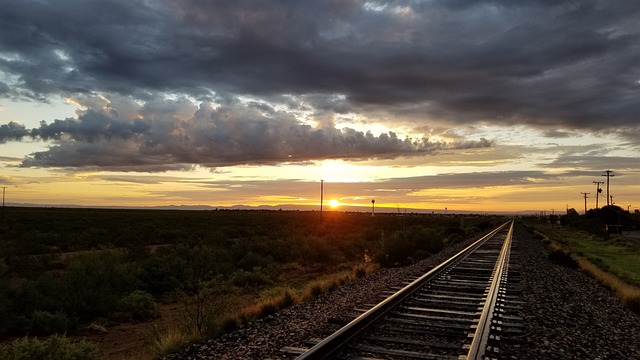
[0,0,638,131]
[32,111,151,142]
[0,122,29,143]
[20,98,491,170]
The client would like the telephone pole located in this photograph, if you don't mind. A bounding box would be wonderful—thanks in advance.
[593,181,604,209]
[320,180,324,225]
[1,186,5,220]
[602,170,615,207]
[581,192,590,214]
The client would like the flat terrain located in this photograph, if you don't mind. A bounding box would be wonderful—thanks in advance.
[0,207,500,359]
[527,221,640,287]
[5,209,637,359]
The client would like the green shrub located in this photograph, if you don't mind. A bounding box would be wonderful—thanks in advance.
[446,233,464,244]
[0,258,7,277]
[229,268,273,287]
[62,252,141,319]
[7,255,48,278]
[178,278,235,337]
[117,290,157,321]
[140,254,188,294]
[29,310,76,334]
[0,335,104,360]
[548,248,578,269]
[378,226,444,266]
[419,229,444,254]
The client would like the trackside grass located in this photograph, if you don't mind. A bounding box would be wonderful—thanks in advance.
[145,262,379,359]
[526,221,640,314]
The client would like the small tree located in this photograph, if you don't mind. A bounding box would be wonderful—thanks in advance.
[178,277,233,338]
[118,290,157,321]
[0,335,104,360]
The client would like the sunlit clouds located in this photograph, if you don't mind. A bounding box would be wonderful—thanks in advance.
[0,0,639,212]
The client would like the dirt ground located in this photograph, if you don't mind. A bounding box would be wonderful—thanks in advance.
[75,302,181,360]
[72,261,345,359]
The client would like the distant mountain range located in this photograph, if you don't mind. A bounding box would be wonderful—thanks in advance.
[5,202,540,215]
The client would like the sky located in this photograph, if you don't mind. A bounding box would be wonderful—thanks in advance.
[1,0,639,214]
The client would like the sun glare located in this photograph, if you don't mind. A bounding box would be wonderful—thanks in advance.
[329,199,340,208]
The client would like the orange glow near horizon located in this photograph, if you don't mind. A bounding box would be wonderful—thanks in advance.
[1,155,638,214]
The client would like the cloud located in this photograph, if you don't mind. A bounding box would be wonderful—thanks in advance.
[0,0,637,132]
[375,171,560,190]
[547,154,640,171]
[542,129,574,138]
[0,122,29,143]
[20,96,491,170]
[138,169,605,206]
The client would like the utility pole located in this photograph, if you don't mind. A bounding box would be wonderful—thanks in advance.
[1,186,5,220]
[593,181,604,209]
[581,192,590,214]
[602,170,615,207]
[320,180,324,225]
[610,195,614,206]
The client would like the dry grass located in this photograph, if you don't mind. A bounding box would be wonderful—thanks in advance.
[299,262,379,301]
[237,263,380,323]
[532,225,640,315]
[128,262,381,360]
[86,321,108,334]
[146,325,195,360]
[576,257,640,313]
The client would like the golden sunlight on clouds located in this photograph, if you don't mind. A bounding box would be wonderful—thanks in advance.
[64,97,83,108]
[261,195,309,203]
[318,160,376,183]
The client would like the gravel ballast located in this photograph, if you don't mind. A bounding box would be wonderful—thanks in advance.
[165,222,640,359]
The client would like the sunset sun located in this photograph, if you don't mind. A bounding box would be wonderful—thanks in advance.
[329,199,340,208]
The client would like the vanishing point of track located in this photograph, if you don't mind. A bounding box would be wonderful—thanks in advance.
[284,220,522,360]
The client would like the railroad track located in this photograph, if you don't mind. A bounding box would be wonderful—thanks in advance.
[282,220,523,360]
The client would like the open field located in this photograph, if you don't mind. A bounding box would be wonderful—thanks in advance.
[0,207,501,359]
[524,218,640,313]
[526,220,640,287]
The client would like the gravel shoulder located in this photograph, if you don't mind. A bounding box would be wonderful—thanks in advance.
[165,222,640,359]
[513,223,640,359]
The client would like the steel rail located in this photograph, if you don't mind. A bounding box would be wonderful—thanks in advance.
[295,221,512,360]
[464,220,514,360]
